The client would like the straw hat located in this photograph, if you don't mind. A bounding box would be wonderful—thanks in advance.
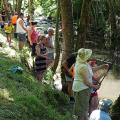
[77,48,92,63]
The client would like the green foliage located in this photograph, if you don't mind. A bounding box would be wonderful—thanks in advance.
[0,51,72,120]
[44,68,53,81]
[34,0,56,16]
[72,0,83,21]
[43,85,68,107]
[111,95,120,120]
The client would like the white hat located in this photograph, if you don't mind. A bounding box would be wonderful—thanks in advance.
[76,48,92,63]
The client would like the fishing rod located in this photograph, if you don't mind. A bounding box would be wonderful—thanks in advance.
[98,64,111,86]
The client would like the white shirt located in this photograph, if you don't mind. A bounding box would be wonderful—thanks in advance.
[89,110,112,120]
[16,18,26,33]
[46,34,54,53]
[72,63,93,92]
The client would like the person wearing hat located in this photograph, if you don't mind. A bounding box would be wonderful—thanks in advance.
[88,59,109,115]
[27,21,39,56]
[89,98,112,120]
[72,48,109,120]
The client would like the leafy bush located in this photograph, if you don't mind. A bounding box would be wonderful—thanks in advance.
[0,52,72,120]
[111,95,120,120]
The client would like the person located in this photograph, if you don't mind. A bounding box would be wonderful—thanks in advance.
[88,59,109,115]
[62,54,76,103]
[11,12,18,38]
[35,35,50,81]
[0,14,4,29]
[4,21,14,46]
[27,21,39,56]
[1,10,6,22]
[89,98,113,120]
[45,27,54,61]
[72,48,109,120]
[25,15,30,26]
[16,13,27,50]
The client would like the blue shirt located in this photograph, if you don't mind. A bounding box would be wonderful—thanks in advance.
[89,110,112,120]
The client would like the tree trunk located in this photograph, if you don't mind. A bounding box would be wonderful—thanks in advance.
[16,0,23,14]
[0,0,3,10]
[28,0,34,20]
[107,0,117,51]
[60,0,74,60]
[76,0,92,50]
[2,0,11,21]
[52,0,61,73]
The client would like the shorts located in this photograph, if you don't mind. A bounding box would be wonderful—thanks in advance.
[73,88,90,117]
[18,33,26,42]
[31,43,37,56]
[65,75,72,82]
[5,32,11,35]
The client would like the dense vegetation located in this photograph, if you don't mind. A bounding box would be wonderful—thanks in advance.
[0,34,72,120]
[0,0,120,119]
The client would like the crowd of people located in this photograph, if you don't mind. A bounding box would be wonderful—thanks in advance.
[0,10,113,120]
[0,11,55,82]
[62,48,112,120]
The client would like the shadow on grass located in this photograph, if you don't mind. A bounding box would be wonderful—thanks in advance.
[0,52,72,120]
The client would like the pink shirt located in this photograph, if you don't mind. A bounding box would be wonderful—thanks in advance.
[31,27,39,43]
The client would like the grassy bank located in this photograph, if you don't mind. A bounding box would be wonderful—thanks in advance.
[0,33,72,120]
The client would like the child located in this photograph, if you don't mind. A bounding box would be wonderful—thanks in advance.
[4,21,14,46]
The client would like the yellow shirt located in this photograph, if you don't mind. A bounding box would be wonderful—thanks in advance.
[4,24,14,33]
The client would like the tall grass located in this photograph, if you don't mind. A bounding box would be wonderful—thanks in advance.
[0,52,72,120]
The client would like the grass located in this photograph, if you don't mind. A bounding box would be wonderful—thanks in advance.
[0,33,72,120]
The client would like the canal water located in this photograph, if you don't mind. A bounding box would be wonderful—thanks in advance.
[54,70,120,102]
[98,71,120,101]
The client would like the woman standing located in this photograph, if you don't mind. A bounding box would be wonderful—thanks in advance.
[72,48,109,120]
[27,21,39,56]
[35,35,49,81]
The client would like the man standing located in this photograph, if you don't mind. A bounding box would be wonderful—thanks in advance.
[46,27,54,60]
[16,13,27,50]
